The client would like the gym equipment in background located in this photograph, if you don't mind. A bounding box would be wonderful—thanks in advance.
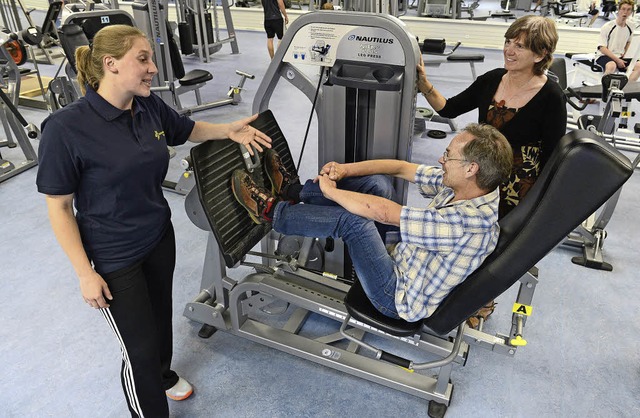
[174,0,239,62]
[0,28,40,183]
[131,2,253,115]
[560,71,640,270]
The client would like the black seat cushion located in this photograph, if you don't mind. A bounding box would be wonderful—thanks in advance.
[179,69,213,86]
[344,281,423,337]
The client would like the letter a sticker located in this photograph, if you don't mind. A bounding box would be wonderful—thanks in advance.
[512,303,532,316]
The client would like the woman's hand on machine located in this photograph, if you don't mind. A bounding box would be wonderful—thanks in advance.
[319,161,347,181]
[416,56,430,95]
[79,271,113,309]
[228,114,272,156]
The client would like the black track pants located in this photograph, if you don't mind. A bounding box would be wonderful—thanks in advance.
[99,224,179,418]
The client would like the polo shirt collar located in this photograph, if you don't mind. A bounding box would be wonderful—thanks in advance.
[85,86,146,121]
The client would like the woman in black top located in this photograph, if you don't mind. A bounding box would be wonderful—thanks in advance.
[418,15,566,218]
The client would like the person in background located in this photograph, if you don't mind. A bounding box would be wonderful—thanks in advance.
[36,25,271,418]
[262,0,289,59]
[595,0,640,81]
[417,15,567,327]
[580,0,600,27]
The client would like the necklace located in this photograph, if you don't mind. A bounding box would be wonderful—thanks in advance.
[496,73,535,108]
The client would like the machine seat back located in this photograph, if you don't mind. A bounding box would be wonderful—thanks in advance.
[68,12,136,41]
[57,24,88,74]
[190,110,297,268]
[423,130,633,334]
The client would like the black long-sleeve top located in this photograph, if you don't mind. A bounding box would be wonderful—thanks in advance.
[438,68,567,169]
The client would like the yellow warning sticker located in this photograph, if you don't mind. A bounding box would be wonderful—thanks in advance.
[512,303,532,316]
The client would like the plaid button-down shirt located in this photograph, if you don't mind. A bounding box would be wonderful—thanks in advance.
[392,165,500,322]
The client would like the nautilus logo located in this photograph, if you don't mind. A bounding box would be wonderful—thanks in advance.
[347,34,394,44]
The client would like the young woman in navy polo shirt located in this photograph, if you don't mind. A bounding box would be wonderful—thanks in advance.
[36,25,271,417]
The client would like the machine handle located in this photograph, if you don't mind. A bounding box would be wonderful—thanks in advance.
[379,351,412,369]
[239,144,260,172]
[565,88,589,111]
[235,70,255,80]
[329,61,404,92]
[26,123,40,139]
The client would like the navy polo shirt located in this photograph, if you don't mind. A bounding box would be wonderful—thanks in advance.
[36,88,195,274]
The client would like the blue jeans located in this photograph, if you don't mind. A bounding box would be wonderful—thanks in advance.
[272,175,401,319]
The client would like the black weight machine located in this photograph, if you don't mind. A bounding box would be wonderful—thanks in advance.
[173,0,240,63]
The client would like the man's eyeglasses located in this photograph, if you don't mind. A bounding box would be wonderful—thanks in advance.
[442,150,468,163]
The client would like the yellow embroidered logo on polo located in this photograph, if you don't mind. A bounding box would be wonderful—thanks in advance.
[154,130,166,140]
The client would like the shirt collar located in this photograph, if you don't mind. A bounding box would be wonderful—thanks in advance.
[85,86,146,121]
[437,187,500,209]
[472,188,500,207]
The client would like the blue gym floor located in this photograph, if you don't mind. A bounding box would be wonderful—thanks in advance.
[1,9,640,418]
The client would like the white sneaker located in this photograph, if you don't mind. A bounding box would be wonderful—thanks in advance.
[166,377,193,401]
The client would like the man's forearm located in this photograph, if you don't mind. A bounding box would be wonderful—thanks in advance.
[600,46,621,60]
[342,159,419,182]
[326,187,402,226]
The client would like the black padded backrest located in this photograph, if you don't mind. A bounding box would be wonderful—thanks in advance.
[190,110,297,268]
[548,57,568,90]
[423,130,633,335]
[58,24,89,74]
[42,1,63,40]
[165,20,185,80]
[78,14,136,41]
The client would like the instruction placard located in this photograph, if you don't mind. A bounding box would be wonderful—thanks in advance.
[284,23,405,67]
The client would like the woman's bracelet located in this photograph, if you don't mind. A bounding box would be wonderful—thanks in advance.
[423,84,435,97]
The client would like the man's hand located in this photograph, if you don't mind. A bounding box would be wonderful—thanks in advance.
[616,57,627,69]
[228,114,272,156]
[316,173,338,200]
[79,271,113,309]
[319,161,347,181]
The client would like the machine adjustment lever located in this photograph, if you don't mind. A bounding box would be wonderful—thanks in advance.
[510,315,527,347]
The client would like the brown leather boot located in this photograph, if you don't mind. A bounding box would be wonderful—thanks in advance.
[231,169,277,224]
[264,149,300,198]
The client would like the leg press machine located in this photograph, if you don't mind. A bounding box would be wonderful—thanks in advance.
[182,110,633,416]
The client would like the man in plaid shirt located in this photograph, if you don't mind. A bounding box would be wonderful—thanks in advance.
[232,123,513,322]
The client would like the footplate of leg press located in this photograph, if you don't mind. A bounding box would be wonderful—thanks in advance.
[189,110,297,268]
